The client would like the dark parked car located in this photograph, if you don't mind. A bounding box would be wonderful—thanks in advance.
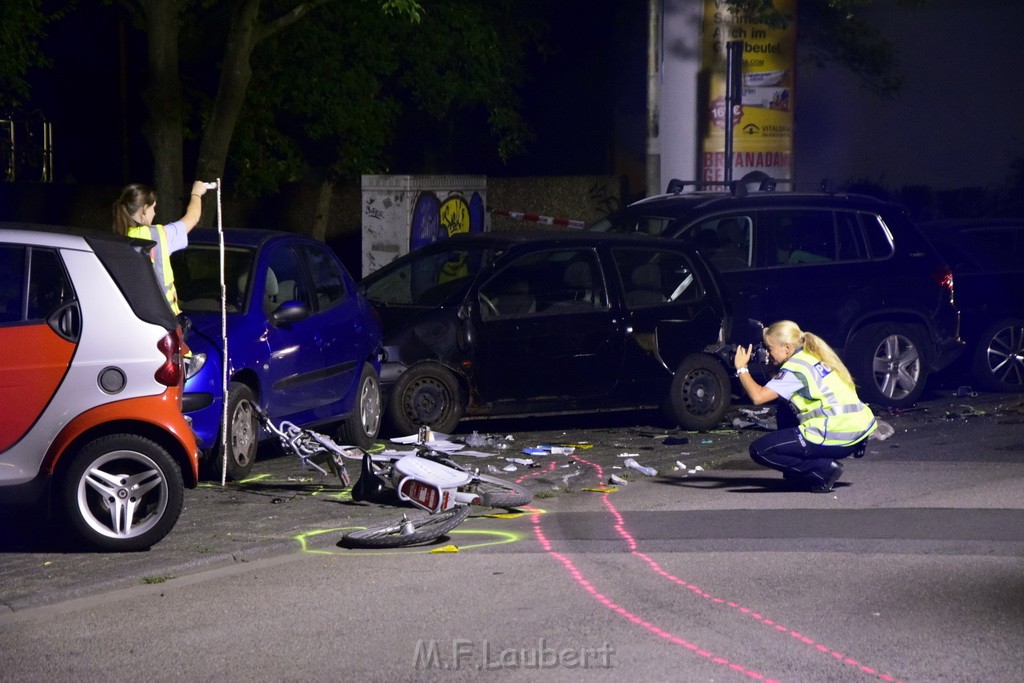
[588,183,964,408]
[358,231,736,435]
[173,229,383,479]
[920,218,1024,392]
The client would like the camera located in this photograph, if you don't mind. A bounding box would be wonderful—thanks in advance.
[720,341,770,366]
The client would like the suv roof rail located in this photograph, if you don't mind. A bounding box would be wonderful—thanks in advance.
[665,178,731,195]
[665,173,795,197]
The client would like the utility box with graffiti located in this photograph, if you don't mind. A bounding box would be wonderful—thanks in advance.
[360,175,488,277]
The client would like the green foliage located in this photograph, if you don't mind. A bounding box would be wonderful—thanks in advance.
[227,0,544,194]
[0,0,71,111]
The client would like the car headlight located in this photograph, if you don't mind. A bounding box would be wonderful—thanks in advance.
[185,352,208,380]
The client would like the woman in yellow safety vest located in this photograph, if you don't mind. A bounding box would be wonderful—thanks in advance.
[734,320,876,493]
[112,180,208,314]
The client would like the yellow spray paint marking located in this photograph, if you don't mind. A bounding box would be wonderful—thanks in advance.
[429,545,459,553]
[294,527,521,556]
[582,486,617,493]
[481,511,528,519]
[236,473,273,485]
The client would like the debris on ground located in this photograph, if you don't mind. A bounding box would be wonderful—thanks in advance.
[464,431,513,449]
[731,407,777,431]
[623,458,657,476]
[869,420,895,441]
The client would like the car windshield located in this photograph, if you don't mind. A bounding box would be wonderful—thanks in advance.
[362,245,500,306]
[172,245,255,313]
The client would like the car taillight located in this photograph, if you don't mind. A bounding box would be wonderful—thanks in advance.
[934,266,955,299]
[155,330,183,387]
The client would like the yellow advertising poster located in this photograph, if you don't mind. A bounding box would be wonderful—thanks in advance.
[700,0,796,183]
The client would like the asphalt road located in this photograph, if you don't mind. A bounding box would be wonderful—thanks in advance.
[1,388,1023,680]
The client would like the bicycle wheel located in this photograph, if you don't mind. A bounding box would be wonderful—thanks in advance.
[341,505,471,549]
[472,474,533,509]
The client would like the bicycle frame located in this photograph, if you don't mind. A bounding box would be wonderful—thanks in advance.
[253,405,479,513]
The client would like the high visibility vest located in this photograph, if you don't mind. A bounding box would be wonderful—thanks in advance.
[127,224,179,314]
[783,349,876,446]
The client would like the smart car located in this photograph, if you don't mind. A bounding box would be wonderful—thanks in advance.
[174,229,383,480]
[0,223,200,551]
[359,231,735,435]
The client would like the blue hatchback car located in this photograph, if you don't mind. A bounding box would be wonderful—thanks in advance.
[173,229,383,479]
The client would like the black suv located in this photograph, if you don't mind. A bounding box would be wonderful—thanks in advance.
[588,182,963,408]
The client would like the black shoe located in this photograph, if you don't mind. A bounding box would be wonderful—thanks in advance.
[852,444,867,458]
[808,461,843,493]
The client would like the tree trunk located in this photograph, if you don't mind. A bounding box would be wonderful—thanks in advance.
[139,0,186,222]
[195,0,262,196]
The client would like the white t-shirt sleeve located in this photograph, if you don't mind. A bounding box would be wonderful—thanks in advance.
[765,369,804,400]
[162,220,189,253]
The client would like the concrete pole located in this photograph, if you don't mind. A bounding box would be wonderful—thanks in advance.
[646,0,661,198]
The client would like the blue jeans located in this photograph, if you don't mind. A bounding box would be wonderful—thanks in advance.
[749,402,863,484]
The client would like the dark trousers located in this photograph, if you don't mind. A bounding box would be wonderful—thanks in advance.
[749,402,863,484]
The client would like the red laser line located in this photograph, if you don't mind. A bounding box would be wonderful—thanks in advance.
[552,454,905,683]
[530,509,778,681]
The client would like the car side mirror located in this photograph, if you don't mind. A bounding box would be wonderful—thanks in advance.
[271,301,309,326]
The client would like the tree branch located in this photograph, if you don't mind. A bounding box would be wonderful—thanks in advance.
[257,0,337,43]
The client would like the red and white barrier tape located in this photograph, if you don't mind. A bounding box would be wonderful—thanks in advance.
[490,208,585,229]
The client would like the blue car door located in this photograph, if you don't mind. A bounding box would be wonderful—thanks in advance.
[295,243,363,413]
[259,244,328,417]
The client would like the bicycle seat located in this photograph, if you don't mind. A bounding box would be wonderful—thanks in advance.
[351,452,389,503]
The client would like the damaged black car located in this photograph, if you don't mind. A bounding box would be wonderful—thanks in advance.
[358,231,737,435]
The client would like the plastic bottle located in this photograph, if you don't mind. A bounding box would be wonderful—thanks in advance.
[623,457,657,476]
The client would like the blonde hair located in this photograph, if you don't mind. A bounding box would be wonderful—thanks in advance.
[763,320,856,388]
[112,183,156,236]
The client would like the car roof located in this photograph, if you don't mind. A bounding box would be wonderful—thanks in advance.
[0,221,131,248]
[622,190,907,216]
[439,229,693,248]
[186,227,301,248]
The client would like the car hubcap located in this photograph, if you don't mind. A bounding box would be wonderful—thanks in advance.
[361,378,382,436]
[986,324,1024,387]
[680,369,718,415]
[78,451,167,539]
[406,378,450,424]
[872,333,921,400]
[231,400,256,465]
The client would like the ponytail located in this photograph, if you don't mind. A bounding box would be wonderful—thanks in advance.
[112,183,156,235]
[764,320,856,388]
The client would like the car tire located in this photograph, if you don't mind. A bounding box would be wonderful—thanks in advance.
[971,317,1024,392]
[849,323,928,409]
[206,382,259,481]
[59,434,184,552]
[386,363,465,436]
[663,354,731,431]
[336,362,383,447]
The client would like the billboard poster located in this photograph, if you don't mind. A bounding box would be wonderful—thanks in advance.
[700,0,797,184]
